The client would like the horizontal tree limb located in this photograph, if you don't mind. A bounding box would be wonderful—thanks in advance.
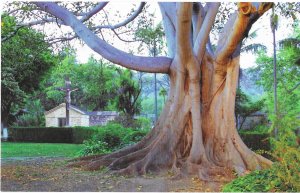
[34,2,172,74]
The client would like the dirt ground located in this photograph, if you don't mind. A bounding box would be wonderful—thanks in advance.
[1,157,232,192]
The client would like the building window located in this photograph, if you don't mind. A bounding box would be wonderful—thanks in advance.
[58,118,66,127]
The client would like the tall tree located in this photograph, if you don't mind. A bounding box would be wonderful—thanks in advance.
[252,22,300,132]
[1,14,56,127]
[7,2,274,179]
[40,55,119,111]
[270,8,279,138]
[136,23,165,121]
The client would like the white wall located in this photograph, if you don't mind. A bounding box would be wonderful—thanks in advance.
[45,105,89,127]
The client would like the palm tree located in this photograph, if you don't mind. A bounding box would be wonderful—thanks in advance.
[271,7,279,138]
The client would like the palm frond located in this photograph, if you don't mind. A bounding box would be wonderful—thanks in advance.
[241,43,267,53]
[279,38,300,49]
[247,29,258,40]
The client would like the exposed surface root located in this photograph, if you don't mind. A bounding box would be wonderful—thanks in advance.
[69,154,105,162]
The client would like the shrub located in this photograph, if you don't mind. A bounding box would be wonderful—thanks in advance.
[112,115,136,128]
[222,145,300,192]
[240,124,271,134]
[79,123,149,156]
[72,126,98,144]
[223,131,300,192]
[268,131,300,191]
[12,99,45,127]
[79,137,112,156]
[122,130,149,145]
[239,133,271,152]
[134,117,152,130]
[111,115,152,130]
[13,113,44,127]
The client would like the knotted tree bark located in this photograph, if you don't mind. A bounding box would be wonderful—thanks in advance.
[34,2,273,179]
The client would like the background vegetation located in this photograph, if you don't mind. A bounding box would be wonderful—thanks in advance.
[222,21,300,192]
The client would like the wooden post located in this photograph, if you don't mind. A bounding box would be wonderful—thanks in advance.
[56,76,78,127]
[65,77,71,126]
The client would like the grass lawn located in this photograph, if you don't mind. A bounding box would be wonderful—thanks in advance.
[1,142,84,158]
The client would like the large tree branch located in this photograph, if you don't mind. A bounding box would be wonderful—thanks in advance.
[92,2,145,30]
[206,36,215,57]
[21,2,108,27]
[176,2,193,63]
[159,3,177,29]
[20,16,58,27]
[159,2,176,57]
[34,2,171,74]
[215,2,273,63]
[79,2,108,23]
[193,3,220,61]
[47,34,77,44]
[22,2,144,45]
[192,3,205,43]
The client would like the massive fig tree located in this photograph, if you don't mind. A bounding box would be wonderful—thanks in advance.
[13,2,274,179]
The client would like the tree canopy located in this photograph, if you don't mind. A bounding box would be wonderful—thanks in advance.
[252,23,300,124]
[1,14,56,126]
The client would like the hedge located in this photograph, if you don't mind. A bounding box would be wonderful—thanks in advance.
[239,133,271,151]
[8,126,97,144]
[240,133,271,159]
[8,126,272,152]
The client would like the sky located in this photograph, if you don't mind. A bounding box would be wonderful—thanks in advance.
[239,9,295,69]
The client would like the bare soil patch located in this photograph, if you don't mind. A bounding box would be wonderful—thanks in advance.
[1,157,231,192]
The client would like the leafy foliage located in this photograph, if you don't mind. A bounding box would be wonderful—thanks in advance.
[135,23,165,56]
[112,115,152,130]
[235,89,265,130]
[224,19,300,193]
[12,99,45,127]
[39,54,118,111]
[240,125,271,134]
[223,132,300,192]
[40,55,142,118]
[79,123,149,156]
[224,116,299,192]
[250,23,300,131]
[1,14,56,126]
[115,69,142,117]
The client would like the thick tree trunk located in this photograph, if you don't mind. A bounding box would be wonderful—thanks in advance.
[47,2,274,180]
[69,52,271,179]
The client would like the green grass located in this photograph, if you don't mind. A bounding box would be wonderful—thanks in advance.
[1,142,84,158]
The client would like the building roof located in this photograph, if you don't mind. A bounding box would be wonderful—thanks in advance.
[44,103,87,116]
[44,103,118,116]
[87,111,119,116]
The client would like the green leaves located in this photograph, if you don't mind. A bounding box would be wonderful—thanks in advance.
[251,23,300,123]
[235,89,265,130]
[114,69,142,117]
[1,14,56,126]
[79,123,149,156]
[135,23,165,56]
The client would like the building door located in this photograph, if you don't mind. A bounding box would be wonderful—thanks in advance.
[58,118,66,127]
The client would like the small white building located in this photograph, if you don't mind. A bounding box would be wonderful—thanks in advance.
[44,103,118,127]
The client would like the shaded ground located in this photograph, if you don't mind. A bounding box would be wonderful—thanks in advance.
[1,157,232,192]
